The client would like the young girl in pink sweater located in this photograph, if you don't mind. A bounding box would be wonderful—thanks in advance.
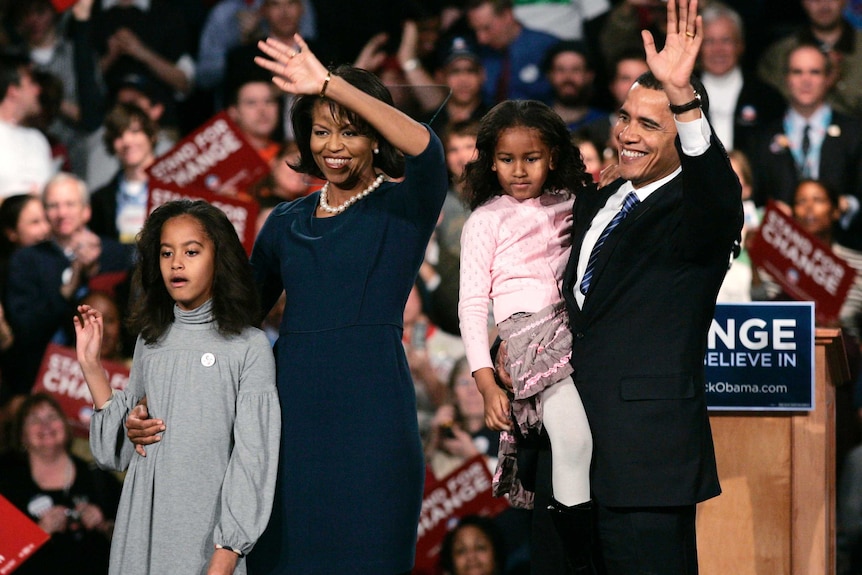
[458,100,594,571]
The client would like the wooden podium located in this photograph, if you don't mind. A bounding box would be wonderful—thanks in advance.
[697,328,850,574]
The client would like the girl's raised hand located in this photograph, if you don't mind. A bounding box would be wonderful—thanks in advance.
[74,304,103,366]
[255,35,328,97]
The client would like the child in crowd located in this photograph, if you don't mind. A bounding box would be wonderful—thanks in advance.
[75,200,281,575]
[458,100,593,570]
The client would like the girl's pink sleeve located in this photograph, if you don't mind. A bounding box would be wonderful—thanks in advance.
[458,210,496,373]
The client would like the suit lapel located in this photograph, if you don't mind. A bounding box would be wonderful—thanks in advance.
[564,181,618,290]
[579,175,678,310]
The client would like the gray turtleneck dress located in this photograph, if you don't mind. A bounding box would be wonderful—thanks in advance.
[89,300,281,575]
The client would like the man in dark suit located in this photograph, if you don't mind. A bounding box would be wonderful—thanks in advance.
[558,0,742,572]
[698,2,786,154]
[2,173,131,403]
[748,42,862,251]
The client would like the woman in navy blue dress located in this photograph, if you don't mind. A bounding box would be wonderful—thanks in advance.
[248,36,448,574]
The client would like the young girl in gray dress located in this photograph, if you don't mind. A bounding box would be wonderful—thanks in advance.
[75,200,281,575]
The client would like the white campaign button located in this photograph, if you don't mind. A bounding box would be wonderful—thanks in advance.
[201,353,216,367]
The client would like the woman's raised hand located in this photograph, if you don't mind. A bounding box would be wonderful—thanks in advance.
[255,35,328,97]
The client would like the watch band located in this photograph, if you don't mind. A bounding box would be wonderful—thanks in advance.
[668,92,702,114]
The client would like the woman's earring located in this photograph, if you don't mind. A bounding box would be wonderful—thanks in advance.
[373,148,379,154]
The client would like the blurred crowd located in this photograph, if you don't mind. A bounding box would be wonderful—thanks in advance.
[1,0,862,574]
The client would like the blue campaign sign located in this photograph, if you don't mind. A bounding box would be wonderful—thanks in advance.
[705,302,815,411]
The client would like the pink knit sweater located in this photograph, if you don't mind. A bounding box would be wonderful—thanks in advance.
[459,192,574,372]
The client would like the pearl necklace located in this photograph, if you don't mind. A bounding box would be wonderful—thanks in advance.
[318,174,385,214]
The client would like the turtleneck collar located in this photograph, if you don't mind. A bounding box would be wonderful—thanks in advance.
[173,299,215,326]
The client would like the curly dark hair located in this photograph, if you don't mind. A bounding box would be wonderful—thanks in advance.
[127,200,260,343]
[438,514,507,575]
[288,65,405,180]
[463,100,591,210]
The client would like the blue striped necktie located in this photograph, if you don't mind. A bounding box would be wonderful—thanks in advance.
[579,191,640,295]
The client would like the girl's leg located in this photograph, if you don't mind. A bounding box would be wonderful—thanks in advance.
[541,377,595,573]
[541,376,592,506]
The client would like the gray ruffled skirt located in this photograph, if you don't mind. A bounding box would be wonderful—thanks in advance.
[493,301,574,508]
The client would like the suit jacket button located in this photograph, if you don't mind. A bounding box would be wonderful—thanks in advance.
[575,332,585,339]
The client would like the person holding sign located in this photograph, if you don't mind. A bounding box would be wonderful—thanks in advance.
[559,0,742,572]
[75,200,281,575]
[245,35,448,574]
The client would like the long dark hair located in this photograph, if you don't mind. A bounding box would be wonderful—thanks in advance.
[289,65,405,180]
[127,200,259,343]
[463,100,590,210]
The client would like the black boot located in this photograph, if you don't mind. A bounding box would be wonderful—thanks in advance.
[548,497,595,574]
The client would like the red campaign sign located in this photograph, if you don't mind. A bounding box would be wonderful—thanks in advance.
[31,344,129,439]
[50,0,77,12]
[146,111,269,194]
[413,456,509,575]
[145,111,267,254]
[0,495,50,575]
[147,181,259,255]
[748,201,856,325]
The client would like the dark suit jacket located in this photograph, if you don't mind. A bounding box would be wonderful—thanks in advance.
[561,134,742,508]
[1,237,131,398]
[90,172,122,241]
[749,110,862,250]
[730,73,787,154]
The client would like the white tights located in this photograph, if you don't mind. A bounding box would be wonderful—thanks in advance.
[541,376,593,506]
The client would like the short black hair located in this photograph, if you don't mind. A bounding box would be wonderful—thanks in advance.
[289,65,405,180]
[795,178,840,207]
[543,40,595,74]
[0,50,32,102]
[466,0,512,13]
[632,71,710,115]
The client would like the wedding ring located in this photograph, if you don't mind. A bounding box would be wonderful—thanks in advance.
[685,31,695,38]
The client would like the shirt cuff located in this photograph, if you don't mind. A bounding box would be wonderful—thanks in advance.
[94,390,117,411]
[675,115,711,157]
[215,544,244,557]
